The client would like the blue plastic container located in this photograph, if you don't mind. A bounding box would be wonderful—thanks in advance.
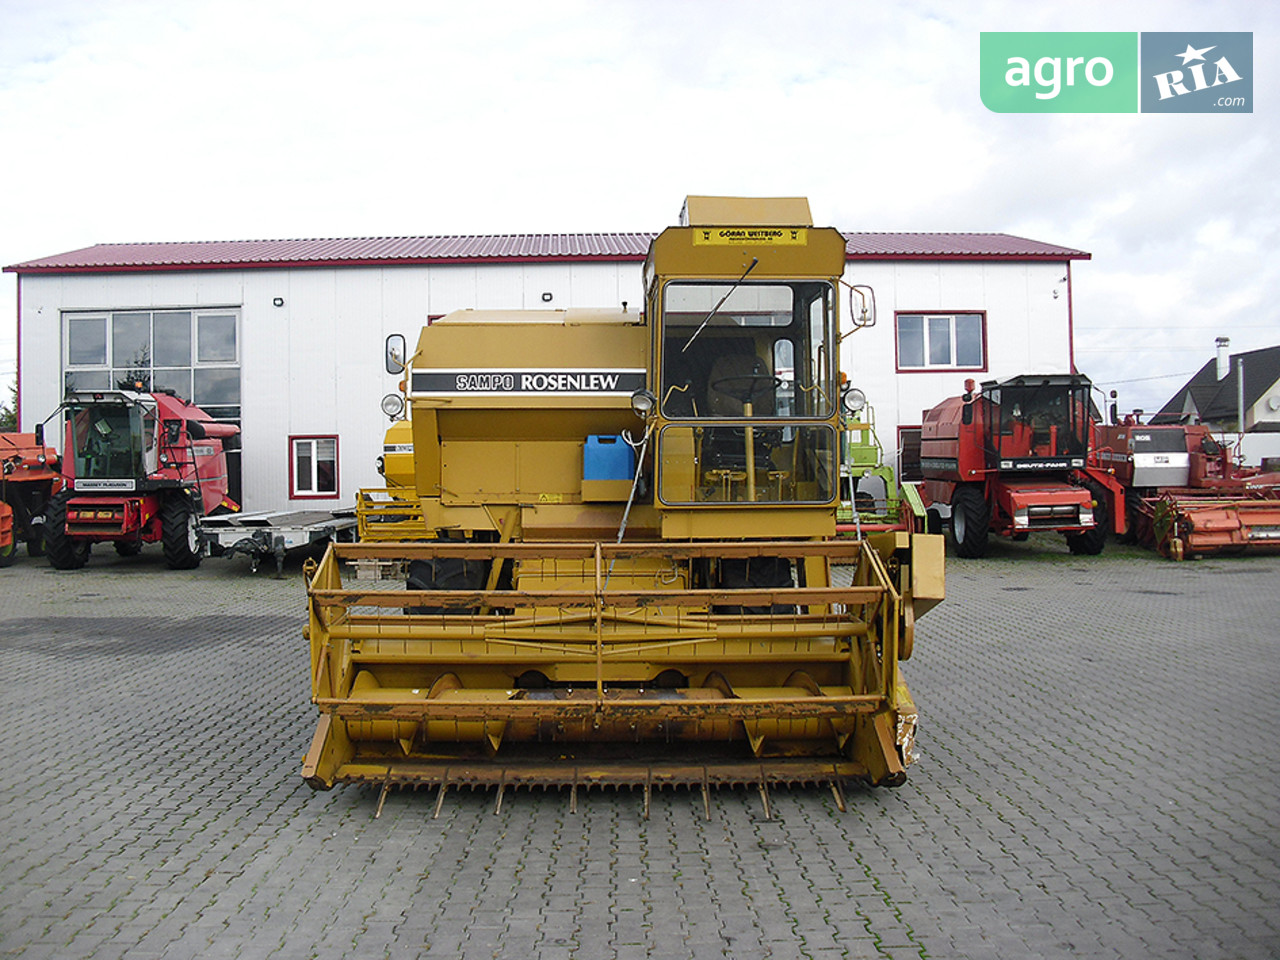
[583,435,634,481]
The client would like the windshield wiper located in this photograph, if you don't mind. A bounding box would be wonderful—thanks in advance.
[681,257,759,353]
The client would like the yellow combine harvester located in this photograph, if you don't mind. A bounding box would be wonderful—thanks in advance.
[303,197,944,815]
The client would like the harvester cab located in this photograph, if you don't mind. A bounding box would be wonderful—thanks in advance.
[43,388,239,569]
[979,375,1093,467]
[303,197,945,815]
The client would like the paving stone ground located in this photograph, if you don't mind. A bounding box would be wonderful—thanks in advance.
[0,536,1277,960]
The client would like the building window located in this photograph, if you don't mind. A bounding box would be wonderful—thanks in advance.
[290,436,338,498]
[896,312,985,371]
[63,309,241,416]
[64,308,243,504]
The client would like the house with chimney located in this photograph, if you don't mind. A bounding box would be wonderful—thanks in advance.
[1153,339,1280,464]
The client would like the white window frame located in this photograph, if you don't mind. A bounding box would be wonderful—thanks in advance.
[290,435,339,499]
[895,312,986,372]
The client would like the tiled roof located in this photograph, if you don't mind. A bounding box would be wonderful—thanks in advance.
[1153,345,1280,425]
[5,231,1089,274]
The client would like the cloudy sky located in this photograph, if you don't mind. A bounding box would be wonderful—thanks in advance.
[1,0,1273,416]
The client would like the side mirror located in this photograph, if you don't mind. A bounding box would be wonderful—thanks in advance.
[385,334,407,375]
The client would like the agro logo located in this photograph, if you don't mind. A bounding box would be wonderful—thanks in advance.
[979,33,1138,113]
[1140,33,1252,113]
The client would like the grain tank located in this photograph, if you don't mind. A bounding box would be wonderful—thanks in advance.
[303,198,945,811]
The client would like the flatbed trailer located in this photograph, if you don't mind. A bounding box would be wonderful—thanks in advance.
[203,509,356,573]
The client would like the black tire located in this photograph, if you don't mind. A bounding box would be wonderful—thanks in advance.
[44,492,90,570]
[1066,482,1108,556]
[0,537,14,567]
[161,495,203,570]
[27,534,45,558]
[925,507,943,536]
[114,539,143,557]
[713,556,796,614]
[405,556,489,614]
[950,485,990,559]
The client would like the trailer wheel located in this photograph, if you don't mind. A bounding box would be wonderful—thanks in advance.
[161,495,203,570]
[950,486,989,559]
[1066,482,1108,556]
[44,492,90,570]
[0,538,14,567]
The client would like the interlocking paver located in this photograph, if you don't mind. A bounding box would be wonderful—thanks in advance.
[1,543,1278,959]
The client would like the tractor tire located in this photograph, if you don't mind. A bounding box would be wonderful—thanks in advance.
[713,556,796,614]
[405,556,489,614]
[161,495,203,570]
[925,507,943,536]
[44,492,90,570]
[949,485,990,559]
[1066,481,1108,556]
[114,539,143,557]
[27,534,45,558]
[0,538,14,567]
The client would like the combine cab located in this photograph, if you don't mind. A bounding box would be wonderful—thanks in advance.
[0,431,62,564]
[303,197,946,813]
[1094,421,1280,558]
[921,374,1123,558]
[44,389,239,569]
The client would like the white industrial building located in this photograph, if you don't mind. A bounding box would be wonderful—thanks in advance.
[5,228,1090,512]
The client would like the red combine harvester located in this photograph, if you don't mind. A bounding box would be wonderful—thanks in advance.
[44,389,239,569]
[1093,420,1280,559]
[920,373,1122,558]
[0,431,63,566]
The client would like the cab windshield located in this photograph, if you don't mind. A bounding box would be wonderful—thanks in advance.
[660,280,834,420]
[657,280,837,505]
[985,382,1090,462]
[69,402,157,479]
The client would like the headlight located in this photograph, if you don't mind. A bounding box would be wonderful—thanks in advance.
[630,388,657,419]
[381,393,406,420]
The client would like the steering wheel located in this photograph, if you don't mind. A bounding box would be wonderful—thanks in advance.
[710,374,782,405]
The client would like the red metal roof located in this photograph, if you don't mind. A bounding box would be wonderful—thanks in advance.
[842,232,1090,261]
[4,231,1089,274]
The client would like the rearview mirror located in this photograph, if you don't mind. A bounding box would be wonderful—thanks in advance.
[385,334,407,375]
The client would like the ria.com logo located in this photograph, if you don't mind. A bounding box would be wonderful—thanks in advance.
[980,32,1252,113]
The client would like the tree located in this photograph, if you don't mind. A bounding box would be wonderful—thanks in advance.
[0,380,16,432]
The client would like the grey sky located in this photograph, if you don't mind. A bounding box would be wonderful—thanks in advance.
[1,0,1274,415]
